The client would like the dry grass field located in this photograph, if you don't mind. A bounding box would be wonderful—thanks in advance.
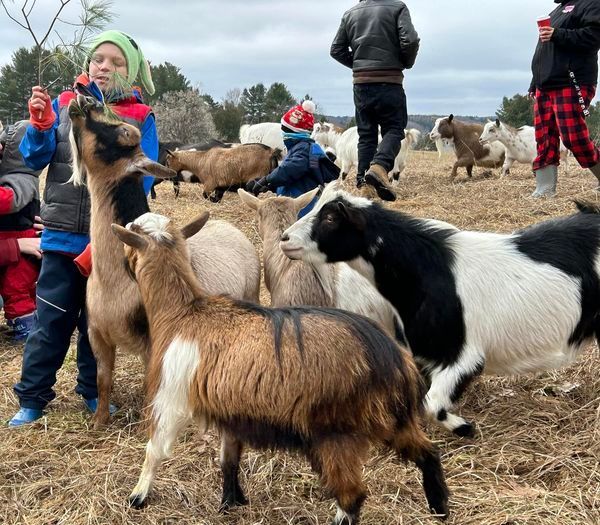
[0,151,598,525]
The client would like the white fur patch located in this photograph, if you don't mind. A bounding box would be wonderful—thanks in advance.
[67,126,86,186]
[130,212,173,242]
[151,338,200,457]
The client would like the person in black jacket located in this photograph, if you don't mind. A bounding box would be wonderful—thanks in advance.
[330,0,419,202]
[529,0,600,197]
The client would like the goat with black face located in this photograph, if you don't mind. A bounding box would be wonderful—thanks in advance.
[281,181,600,437]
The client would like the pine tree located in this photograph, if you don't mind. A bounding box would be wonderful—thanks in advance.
[264,82,295,121]
[496,94,534,127]
[240,83,267,124]
[146,62,191,104]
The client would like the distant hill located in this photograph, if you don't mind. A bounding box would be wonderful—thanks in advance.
[321,114,493,134]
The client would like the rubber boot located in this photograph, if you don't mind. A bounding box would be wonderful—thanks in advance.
[531,165,558,198]
[365,164,396,201]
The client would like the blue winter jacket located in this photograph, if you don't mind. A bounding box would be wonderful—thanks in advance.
[266,137,328,217]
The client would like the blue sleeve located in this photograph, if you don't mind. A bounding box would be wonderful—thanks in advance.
[18,98,60,170]
[141,114,158,196]
[140,113,158,195]
[266,143,310,187]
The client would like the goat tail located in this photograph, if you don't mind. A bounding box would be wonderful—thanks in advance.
[270,148,283,170]
[574,200,600,215]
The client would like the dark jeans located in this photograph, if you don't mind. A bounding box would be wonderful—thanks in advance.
[354,83,408,175]
[14,251,97,410]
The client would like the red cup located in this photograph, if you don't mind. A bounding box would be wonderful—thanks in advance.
[537,16,551,28]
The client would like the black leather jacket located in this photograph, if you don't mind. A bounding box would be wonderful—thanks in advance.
[530,0,600,90]
[330,0,419,73]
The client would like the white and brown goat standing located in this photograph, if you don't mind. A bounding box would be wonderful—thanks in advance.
[112,212,450,524]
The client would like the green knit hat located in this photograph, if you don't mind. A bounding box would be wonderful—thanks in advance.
[87,30,155,95]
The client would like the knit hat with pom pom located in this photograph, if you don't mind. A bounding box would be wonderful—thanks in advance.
[281,100,316,132]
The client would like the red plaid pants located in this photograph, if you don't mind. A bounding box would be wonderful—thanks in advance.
[533,85,599,171]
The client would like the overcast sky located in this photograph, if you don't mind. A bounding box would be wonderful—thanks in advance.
[0,0,575,116]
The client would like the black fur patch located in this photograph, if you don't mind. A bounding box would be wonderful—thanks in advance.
[449,361,483,403]
[112,176,150,226]
[309,198,466,367]
[514,210,600,346]
[236,300,406,386]
[87,118,138,165]
[129,303,149,339]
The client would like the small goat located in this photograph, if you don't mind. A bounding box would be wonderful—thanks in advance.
[238,188,401,335]
[68,94,260,426]
[430,115,505,179]
[165,144,282,203]
[281,181,600,437]
[479,119,569,176]
[335,126,422,182]
[112,212,449,523]
[240,122,285,152]
[151,139,232,199]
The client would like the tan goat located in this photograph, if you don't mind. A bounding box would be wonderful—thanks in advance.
[68,94,260,427]
[238,188,403,338]
[165,143,282,203]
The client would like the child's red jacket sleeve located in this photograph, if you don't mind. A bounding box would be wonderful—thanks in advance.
[0,238,20,266]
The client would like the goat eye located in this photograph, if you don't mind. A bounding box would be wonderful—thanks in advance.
[325,214,336,223]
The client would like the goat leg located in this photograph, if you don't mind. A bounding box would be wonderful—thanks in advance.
[219,430,247,512]
[89,327,116,428]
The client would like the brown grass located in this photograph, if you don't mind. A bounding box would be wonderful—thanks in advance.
[1,152,599,525]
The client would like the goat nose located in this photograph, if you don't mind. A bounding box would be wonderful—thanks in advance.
[281,233,290,242]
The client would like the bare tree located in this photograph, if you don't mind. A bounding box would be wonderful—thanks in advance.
[1,0,113,92]
[154,90,218,143]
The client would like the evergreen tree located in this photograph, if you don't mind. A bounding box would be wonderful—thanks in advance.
[496,94,534,127]
[147,62,191,104]
[264,82,295,121]
[240,83,267,124]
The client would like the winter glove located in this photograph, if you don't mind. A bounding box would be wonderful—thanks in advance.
[28,87,56,131]
[74,244,92,277]
[246,177,271,196]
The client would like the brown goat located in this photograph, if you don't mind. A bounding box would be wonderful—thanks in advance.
[431,115,505,179]
[165,143,282,202]
[113,212,449,524]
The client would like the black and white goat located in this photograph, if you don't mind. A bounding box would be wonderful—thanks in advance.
[280,181,600,437]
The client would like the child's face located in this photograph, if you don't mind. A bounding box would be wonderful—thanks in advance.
[88,43,128,92]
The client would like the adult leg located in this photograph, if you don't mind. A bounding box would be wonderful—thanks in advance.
[552,86,600,183]
[532,89,560,197]
[365,84,406,201]
[354,84,379,187]
[13,252,84,410]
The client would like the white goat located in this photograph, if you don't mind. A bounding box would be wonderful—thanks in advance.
[479,119,569,176]
[335,126,422,182]
[239,122,285,152]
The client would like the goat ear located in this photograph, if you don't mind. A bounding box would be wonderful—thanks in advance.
[294,187,320,212]
[181,211,210,239]
[336,201,367,232]
[237,188,261,210]
[111,223,148,250]
[448,114,454,123]
[128,157,177,179]
[495,118,501,127]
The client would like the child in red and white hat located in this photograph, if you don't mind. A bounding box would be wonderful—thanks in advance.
[245,100,339,217]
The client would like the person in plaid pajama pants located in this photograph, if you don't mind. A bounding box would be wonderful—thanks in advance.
[530,0,600,197]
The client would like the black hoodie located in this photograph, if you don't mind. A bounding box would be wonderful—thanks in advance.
[530,0,600,90]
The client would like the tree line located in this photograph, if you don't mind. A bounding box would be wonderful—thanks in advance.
[3,45,600,145]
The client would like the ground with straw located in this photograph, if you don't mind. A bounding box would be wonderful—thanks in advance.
[1,152,598,525]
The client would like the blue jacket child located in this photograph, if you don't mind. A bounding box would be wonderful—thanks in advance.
[246,101,339,217]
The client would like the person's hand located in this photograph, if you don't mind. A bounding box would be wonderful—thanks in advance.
[28,86,55,131]
[18,237,42,259]
[539,26,555,43]
[33,216,44,234]
[246,177,271,196]
[528,91,536,100]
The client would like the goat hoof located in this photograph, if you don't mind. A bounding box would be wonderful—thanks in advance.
[219,493,248,513]
[453,422,475,438]
[128,494,148,509]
